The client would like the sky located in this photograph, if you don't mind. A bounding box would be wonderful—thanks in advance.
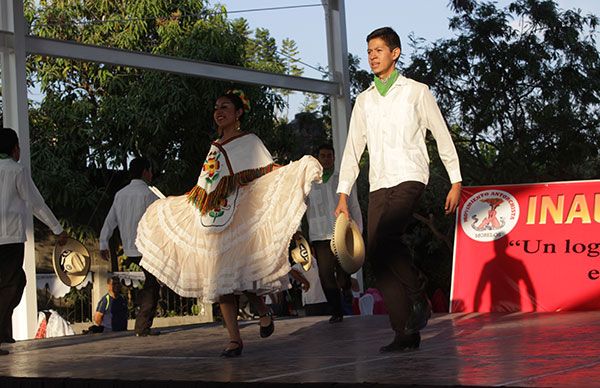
[209,0,600,119]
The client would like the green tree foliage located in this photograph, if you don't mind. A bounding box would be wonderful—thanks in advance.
[281,38,304,77]
[279,37,304,118]
[230,19,308,156]
[407,0,600,185]
[20,0,291,236]
[301,93,320,112]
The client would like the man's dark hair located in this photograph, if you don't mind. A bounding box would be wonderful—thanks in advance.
[108,276,121,285]
[366,27,401,52]
[129,157,151,179]
[317,143,335,156]
[0,127,19,155]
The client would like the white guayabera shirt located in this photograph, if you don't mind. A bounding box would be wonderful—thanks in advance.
[337,74,462,196]
[306,172,363,242]
[99,179,158,257]
[0,158,63,244]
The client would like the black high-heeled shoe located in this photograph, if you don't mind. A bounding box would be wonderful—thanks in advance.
[220,340,243,357]
[259,312,274,338]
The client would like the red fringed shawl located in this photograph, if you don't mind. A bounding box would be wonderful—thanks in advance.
[186,163,275,214]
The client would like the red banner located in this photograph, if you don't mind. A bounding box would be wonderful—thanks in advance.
[451,180,600,312]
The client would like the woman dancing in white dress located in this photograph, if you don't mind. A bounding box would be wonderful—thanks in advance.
[136,90,322,357]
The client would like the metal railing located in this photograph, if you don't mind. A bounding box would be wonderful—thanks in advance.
[37,282,200,324]
[38,283,94,324]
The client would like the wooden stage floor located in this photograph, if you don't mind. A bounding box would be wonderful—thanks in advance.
[1,312,600,387]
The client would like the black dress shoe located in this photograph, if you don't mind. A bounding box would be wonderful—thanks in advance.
[1,338,16,344]
[220,340,243,357]
[0,349,9,356]
[259,312,274,338]
[379,332,421,353]
[405,297,432,334]
[329,315,343,324]
[136,329,161,337]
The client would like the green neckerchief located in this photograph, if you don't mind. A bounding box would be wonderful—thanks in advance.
[0,153,10,159]
[374,69,399,96]
[322,169,333,183]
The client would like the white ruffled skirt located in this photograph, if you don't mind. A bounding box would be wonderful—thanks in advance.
[136,156,322,302]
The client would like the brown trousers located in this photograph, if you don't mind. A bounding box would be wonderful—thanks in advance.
[313,240,351,316]
[367,181,426,333]
[130,256,160,335]
[0,243,26,341]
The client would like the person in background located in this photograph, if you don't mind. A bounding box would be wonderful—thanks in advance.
[0,127,68,355]
[93,276,128,332]
[304,143,363,323]
[335,27,462,352]
[99,157,160,337]
[290,258,330,316]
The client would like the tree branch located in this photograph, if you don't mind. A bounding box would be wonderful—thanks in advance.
[413,212,453,251]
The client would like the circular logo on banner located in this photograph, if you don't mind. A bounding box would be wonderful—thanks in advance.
[460,189,520,242]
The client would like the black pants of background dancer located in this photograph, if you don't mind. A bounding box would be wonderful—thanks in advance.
[313,240,351,318]
[367,181,428,335]
[130,256,160,335]
[0,243,26,342]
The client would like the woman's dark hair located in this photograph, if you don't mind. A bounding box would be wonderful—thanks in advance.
[220,92,246,121]
[0,127,19,155]
[366,27,401,52]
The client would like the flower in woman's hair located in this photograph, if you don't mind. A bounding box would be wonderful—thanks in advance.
[227,89,251,113]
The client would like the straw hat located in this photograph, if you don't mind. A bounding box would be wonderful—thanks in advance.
[291,234,312,271]
[52,238,91,287]
[330,213,365,274]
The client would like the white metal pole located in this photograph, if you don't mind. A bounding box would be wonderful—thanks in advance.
[323,1,365,292]
[0,0,38,339]
[323,0,351,171]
